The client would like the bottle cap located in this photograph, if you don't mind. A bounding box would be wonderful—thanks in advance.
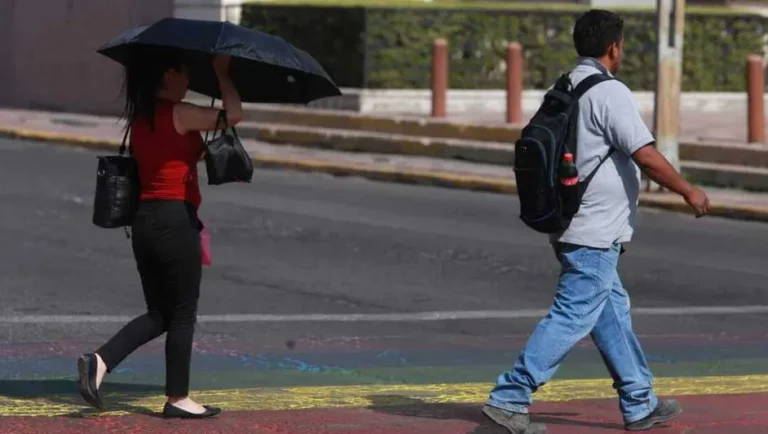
[563,153,574,163]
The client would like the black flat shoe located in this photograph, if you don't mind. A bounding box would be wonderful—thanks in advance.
[77,353,103,409]
[162,402,222,419]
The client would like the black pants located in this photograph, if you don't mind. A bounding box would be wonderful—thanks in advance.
[97,200,202,397]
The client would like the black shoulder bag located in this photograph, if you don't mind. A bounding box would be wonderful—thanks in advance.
[91,127,139,232]
[202,109,254,185]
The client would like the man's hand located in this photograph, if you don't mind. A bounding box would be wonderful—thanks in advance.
[684,187,711,218]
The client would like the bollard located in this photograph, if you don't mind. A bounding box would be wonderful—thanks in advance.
[431,39,448,118]
[506,42,523,124]
[747,55,765,144]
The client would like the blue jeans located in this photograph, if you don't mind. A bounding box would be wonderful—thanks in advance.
[487,242,658,424]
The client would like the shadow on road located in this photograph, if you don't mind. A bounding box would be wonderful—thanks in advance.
[366,395,624,433]
[0,379,165,417]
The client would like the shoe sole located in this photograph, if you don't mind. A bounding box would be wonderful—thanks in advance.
[625,407,683,431]
[162,412,222,419]
[77,355,102,409]
[482,406,516,434]
[482,406,547,434]
[163,405,222,419]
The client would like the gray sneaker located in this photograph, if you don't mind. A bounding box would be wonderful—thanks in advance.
[624,399,683,431]
[482,404,547,434]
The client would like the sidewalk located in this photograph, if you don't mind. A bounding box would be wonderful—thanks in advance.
[425,108,764,145]
[2,108,768,222]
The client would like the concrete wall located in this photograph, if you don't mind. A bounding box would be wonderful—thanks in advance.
[0,1,13,104]
[0,0,761,116]
[586,0,656,7]
[175,0,242,24]
[312,88,768,117]
[0,0,174,116]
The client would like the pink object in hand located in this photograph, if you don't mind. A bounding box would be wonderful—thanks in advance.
[200,226,212,265]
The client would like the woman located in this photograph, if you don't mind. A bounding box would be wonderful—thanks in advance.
[77,48,243,418]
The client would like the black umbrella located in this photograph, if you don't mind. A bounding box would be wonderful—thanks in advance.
[97,17,342,104]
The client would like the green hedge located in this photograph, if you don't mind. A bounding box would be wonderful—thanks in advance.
[241,5,767,91]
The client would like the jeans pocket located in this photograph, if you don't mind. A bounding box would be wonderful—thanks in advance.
[559,243,586,273]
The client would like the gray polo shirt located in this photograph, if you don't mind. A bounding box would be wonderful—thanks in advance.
[550,58,655,249]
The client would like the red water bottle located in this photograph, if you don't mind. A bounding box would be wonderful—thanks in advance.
[560,153,578,186]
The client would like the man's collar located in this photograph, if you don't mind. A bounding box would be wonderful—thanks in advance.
[577,56,613,76]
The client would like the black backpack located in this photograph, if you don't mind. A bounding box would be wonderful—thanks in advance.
[513,72,616,234]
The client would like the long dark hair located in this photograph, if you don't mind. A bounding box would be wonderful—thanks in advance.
[121,47,185,131]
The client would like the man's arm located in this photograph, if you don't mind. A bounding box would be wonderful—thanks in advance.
[631,144,711,217]
[600,82,710,217]
[631,144,691,197]
[632,144,710,217]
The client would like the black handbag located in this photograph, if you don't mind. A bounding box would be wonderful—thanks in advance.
[203,110,254,185]
[91,127,139,230]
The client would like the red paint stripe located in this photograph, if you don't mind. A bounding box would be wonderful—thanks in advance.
[2,393,768,433]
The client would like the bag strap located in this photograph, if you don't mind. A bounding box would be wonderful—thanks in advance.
[118,125,131,156]
[117,124,133,239]
[214,109,228,135]
[202,98,216,145]
[201,97,236,153]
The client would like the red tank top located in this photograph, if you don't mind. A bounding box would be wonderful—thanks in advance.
[130,100,203,208]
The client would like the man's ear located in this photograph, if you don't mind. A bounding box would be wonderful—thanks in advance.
[608,42,621,60]
[607,42,619,60]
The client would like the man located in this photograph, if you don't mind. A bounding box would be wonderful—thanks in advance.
[482,9,711,434]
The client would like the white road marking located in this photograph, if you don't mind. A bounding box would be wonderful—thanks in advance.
[1,305,767,324]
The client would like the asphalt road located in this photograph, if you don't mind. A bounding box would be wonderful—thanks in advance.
[1,136,768,393]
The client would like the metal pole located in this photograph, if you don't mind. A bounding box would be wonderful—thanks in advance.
[506,42,523,124]
[747,55,765,144]
[650,0,686,192]
[431,39,448,118]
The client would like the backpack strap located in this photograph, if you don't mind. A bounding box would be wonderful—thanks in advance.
[571,73,618,191]
[573,73,615,99]
[581,147,615,187]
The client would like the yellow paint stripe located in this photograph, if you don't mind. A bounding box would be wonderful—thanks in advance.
[2,374,768,417]
[0,127,122,148]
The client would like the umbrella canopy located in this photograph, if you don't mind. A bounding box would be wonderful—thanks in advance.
[97,17,342,104]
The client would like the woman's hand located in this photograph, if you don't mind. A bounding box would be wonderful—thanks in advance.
[213,56,231,76]
[172,54,242,135]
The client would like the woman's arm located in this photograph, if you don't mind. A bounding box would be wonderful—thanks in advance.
[173,55,244,134]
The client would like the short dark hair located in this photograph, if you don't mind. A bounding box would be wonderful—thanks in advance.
[572,9,624,58]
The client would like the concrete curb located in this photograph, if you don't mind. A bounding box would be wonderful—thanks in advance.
[240,123,515,165]
[238,118,768,168]
[0,127,122,150]
[241,121,768,168]
[204,101,525,143]
[637,194,768,223]
[3,127,768,223]
[680,141,768,168]
[236,105,768,168]
[239,122,768,191]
